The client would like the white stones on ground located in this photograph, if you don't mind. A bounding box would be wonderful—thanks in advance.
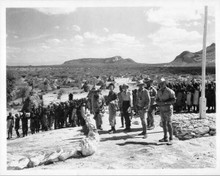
[172,114,216,140]
[58,150,77,161]
[8,111,100,170]
[28,152,46,167]
[80,138,97,156]
[8,157,30,170]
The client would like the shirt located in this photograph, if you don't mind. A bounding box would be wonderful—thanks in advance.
[106,91,117,105]
[136,88,150,109]
[121,91,133,107]
[147,86,157,106]
[156,87,176,112]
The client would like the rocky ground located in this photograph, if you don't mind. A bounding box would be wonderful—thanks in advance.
[7,112,216,170]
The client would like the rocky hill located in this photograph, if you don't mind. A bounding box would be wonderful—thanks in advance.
[63,56,137,65]
[169,43,215,67]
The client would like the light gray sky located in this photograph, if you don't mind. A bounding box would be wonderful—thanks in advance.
[6,7,215,66]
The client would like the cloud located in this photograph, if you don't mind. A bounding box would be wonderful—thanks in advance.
[147,26,203,62]
[46,38,62,45]
[54,26,60,29]
[145,7,207,27]
[148,26,202,44]
[103,27,109,33]
[36,8,77,15]
[72,25,81,32]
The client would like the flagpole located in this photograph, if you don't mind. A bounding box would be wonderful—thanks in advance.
[199,6,208,119]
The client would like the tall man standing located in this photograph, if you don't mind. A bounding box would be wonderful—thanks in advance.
[136,80,150,139]
[106,83,118,134]
[15,113,20,138]
[117,85,125,128]
[121,83,132,132]
[7,112,14,139]
[144,78,157,130]
[156,78,176,142]
[92,87,105,130]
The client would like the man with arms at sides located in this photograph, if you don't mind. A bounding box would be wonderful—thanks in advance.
[144,78,157,130]
[121,83,133,132]
[135,80,150,139]
[156,78,176,142]
[106,83,118,134]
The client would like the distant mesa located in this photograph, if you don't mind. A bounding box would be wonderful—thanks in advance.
[170,43,215,67]
[63,56,137,65]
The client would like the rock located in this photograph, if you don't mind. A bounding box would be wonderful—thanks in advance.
[88,130,100,143]
[8,157,30,170]
[28,153,46,167]
[80,138,97,157]
[182,134,194,140]
[132,120,140,125]
[194,127,210,135]
[209,127,216,136]
[43,149,63,165]
[58,150,76,161]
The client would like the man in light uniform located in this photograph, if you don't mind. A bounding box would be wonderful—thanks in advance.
[106,83,118,133]
[121,83,132,132]
[92,87,105,130]
[144,78,157,130]
[135,80,150,138]
[156,78,176,142]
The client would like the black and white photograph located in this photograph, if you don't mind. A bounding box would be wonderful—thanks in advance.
[0,0,220,175]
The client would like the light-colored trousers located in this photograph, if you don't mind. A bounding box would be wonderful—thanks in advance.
[138,109,147,134]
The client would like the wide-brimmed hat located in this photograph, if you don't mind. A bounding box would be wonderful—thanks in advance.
[93,86,101,92]
[122,83,129,88]
[158,77,166,84]
[137,80,145,86]
[108,83,115,89]
[144,77,152,83]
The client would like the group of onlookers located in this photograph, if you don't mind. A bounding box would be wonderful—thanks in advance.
[7,78,216,143]
[166,81,216,113]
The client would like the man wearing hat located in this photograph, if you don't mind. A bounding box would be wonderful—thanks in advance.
[106,83,118,133]
[144,78,157,130]
[121,83,132,132]
[92,87,105,130]
[156,78,176,142]
[118,85,125,128]
[135,80,150,138]
[7,112,14,139]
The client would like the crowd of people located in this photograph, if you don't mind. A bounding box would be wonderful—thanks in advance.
[7,77,216,143]
[167,81,216,113]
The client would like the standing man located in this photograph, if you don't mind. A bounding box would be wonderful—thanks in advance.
[144,78,157,130]
[136,80,150,138]
[156,78,176,142]
[117,85,125,128]
[121,83,132,132]
[21,111,28,137]
[106,83,118,134]
[92,87,105,130]
[15,113,21,138]
[7,112,14,139]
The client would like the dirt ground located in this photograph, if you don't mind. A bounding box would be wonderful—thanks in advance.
[7,112,216,170]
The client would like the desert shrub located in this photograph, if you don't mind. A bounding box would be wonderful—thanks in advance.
[6,70,16,102]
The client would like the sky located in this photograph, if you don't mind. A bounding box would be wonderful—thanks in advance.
[6,6,215,66]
